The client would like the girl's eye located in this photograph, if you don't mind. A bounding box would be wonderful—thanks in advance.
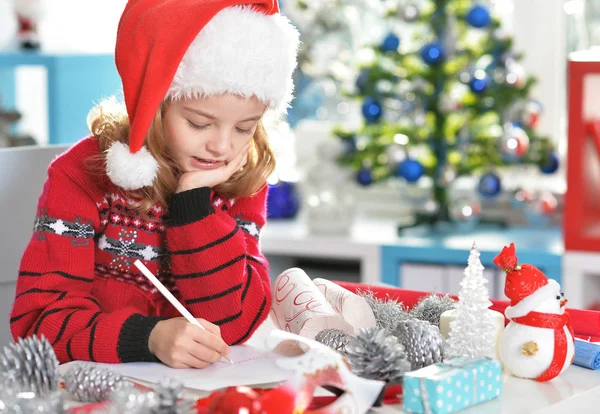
[187,120,209,130]
[236,127,253,135]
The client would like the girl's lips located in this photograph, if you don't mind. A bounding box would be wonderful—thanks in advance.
[191,156,225,170]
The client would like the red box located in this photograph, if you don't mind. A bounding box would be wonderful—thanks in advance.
[565,52,600,252]
[333,281,600,340]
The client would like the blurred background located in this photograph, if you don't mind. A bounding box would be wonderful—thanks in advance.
[0,0,599,344]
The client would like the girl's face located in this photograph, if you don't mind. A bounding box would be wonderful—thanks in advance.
[163,94,266,172]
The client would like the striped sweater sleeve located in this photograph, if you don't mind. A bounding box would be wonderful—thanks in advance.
[166,185,271,345]
[10,166,164,363]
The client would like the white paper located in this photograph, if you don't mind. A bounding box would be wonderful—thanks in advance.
[270,268,354,339]
[313,277,376,334]
[62,345,294,392]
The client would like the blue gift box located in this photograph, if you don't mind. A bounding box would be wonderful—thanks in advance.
[403,357,503,414]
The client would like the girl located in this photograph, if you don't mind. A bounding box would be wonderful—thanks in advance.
[9,0,299,369]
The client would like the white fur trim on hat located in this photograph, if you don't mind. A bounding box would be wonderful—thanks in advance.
[166,5,300,116]
[105,142,158,190]
[505,279,560,319]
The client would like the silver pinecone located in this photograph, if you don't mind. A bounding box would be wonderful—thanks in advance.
[315,329,353,354]
[358,290,410,332]
[64,363,133,402]
[394,319,444,370]
[410,294,457,327]
[0,335,59,397]
[345,327,411,382]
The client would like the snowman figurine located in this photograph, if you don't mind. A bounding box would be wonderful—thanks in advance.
[493,243,575,382]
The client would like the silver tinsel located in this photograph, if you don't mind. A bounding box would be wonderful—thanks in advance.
[358,290,410,333]
[93,380,195,414]
[0,336,59,397]
[64,363,133,403]
[0,389,65,414]
[393,319,444,370]
[99,389,159,414]
[315,329,353,354]
[153,378,195,414]
[410,294,457,327]
[345,327,411,382]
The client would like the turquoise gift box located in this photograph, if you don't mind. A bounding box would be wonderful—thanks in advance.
[403,357,502,413]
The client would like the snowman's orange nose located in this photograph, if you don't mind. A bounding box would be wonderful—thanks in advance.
[560,298,568,307]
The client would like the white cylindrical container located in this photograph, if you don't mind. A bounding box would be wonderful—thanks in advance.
[440,308,506,360]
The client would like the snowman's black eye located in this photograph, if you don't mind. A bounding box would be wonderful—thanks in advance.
[556,295,561,300]
[561,292,565,297]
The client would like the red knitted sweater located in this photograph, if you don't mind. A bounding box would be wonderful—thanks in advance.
[10,137,272,364]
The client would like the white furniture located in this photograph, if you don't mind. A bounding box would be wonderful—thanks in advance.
[0,144,69,347]
[563,251,600,309]
[261,215,386,286]
[261,217,560,301]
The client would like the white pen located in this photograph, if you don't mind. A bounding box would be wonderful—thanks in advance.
[133,259,233,364]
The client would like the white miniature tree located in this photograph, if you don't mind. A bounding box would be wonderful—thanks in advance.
[445,243,497,359]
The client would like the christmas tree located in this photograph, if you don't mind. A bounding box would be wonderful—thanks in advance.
[332,0,559,226]
[445,243,496,359]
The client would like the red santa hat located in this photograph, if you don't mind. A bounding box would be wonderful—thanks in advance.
[493,242,560,319]
[105,0,300,190]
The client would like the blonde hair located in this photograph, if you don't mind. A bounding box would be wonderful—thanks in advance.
[86,97,276,215]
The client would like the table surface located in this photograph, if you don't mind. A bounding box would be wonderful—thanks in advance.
[60,318,600,413]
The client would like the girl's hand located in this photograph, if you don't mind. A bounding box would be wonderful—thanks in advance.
[176,143,250,193]
[148,317,230,368]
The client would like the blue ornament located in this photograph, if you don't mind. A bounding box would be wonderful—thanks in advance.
[420,42,446,65]
[395,158,424,183]
[466,4,492,28]
[469,72,490,94]
[381,33,400,52]
[540,152,559,174]
[356,169,373,186]
[267,181,301,219]
[361,97,382,123]
[477,172,502,198]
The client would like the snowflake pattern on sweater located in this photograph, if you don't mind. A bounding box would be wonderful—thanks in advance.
[34,209,95,246]
[10,138,272,365]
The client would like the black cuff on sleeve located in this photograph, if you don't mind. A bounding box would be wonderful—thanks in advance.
[166,187,213,226]
[117,314,167,363]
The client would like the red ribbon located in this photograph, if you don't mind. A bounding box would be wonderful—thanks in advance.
[513,311,575,382]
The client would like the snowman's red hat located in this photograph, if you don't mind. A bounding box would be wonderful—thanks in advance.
[493,243,560,319]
